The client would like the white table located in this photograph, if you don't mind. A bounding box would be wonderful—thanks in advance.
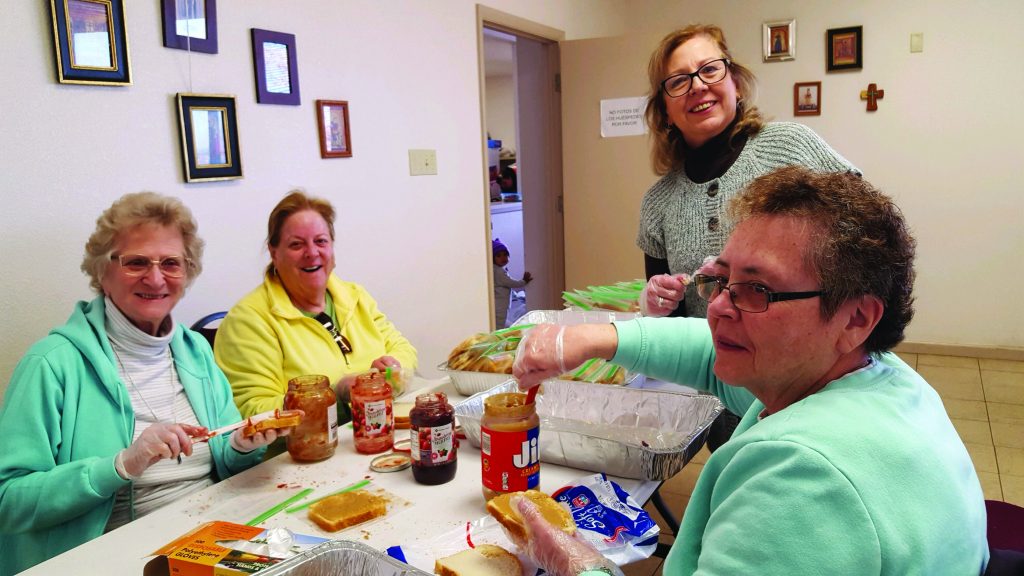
[23,377,659,575]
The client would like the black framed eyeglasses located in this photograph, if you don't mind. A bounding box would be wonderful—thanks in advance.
[661,58,731,98]
[692,274,824,313]
[111,254,192,278]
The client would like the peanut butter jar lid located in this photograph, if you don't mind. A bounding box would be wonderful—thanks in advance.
[370,452,411,473]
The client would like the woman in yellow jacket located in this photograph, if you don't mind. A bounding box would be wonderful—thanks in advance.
[214,191,417,424]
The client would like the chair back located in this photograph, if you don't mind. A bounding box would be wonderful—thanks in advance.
[190,311,227,348]
[983,500,1024,576]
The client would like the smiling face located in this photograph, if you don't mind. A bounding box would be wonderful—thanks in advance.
[270,209,335,308]
[663,34,739,148]
[706,215,852,410]
[101,224,187,336]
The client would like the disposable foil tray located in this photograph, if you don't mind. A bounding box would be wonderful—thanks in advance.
[455,380,723,481]
[260,540,432,576]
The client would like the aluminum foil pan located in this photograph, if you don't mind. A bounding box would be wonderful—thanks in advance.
[455,380,723,481]
[260,540,432,575]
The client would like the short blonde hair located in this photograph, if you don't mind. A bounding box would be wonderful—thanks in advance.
[644,24,765,175]
[81,192,204,293]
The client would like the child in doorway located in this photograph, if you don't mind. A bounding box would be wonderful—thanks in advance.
[493,238,532,328]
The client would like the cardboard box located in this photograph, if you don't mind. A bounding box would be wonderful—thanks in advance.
[144,521,329,576]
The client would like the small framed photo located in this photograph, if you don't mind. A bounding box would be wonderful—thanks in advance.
[794,82,822,116]
[49,0,132,85]
[176,93,243,183]
[161,0,217,54]
[762,19,796,62]
[316,100,352,158]
[251,28,300,105]
[827,26,863,71]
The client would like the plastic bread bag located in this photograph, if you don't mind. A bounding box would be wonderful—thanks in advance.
[551,473,659,565]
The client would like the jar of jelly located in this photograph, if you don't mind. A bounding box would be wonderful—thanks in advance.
[409,392,457,485]
[480,392,539,501]
[351,370,394,454]
[284,374,338,462]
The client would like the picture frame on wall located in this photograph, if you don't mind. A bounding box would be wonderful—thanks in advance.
[794,82,822,116]
[316,100,352,158]
[762,19,796,62]
[161,0,217,54]
[826,26,863,71]
[251,28,301,105]
[176,93,243,182]
[49,0,132,85]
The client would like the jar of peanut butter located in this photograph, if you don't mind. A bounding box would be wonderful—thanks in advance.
[480,392,540,501]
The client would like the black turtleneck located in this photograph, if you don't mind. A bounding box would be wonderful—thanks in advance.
[683,112,748,184]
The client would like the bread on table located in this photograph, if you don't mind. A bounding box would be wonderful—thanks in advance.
[486,490,575,542]
[393,402,413,430]
[308,490,387,532]
[241,409,303,437]
[434,544,521,576]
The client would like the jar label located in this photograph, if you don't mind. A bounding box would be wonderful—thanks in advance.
[364,399,388,436]
[481,425,539,493]
[411,423,456,465]
[327,403,338,443]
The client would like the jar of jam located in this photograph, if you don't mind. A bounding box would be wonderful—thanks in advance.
[409,392,457,485]
[284,374,338,462]
[480,392,539,501]
[351,370,394,454]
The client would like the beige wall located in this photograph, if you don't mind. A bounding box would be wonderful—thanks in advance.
[562,0,1024,350]
[485,75,517,153]
[0,1,629,401]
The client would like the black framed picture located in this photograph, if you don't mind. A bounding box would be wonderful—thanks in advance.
[49,0,132,85]
[176,93,243,183]
[251,28,301,105]
[161,0,217,54]
[826,26,863,72]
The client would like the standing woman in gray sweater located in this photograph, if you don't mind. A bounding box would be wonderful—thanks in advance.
[636,24,859,448]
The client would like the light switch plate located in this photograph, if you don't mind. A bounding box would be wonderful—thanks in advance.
[910,33,923,53]
[408,149,437,176]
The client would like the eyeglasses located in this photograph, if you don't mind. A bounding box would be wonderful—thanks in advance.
[111,254,192,278]
[692,274,823,313]
[661,58,731,98]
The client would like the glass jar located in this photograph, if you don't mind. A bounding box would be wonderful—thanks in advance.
[480,392,539,501]
[409,392,457,485]
[351,371,394,454]
[284,374,338,462]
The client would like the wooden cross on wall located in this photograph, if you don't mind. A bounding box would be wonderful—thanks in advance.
[860,83,885,111]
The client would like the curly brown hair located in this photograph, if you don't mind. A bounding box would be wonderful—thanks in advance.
[265,190,336,276]
[644,24,765,175]
[728,166,916,353]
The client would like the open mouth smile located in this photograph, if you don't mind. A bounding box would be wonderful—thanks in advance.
[690,101,715,113]
[301,265,323,273]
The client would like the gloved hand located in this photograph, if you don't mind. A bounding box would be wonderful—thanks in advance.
[370,356,401,372]
[694,255,717,277]
[119,422,203,478]
[510,496,624,576]
[512,324,618,391]
[639,273,691,317]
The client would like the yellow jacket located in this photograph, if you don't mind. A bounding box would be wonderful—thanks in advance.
[215,273,417,418]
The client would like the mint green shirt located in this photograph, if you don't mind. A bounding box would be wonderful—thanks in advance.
[611,317,987,575]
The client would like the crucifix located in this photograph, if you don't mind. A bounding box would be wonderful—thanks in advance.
[860,83,885,111]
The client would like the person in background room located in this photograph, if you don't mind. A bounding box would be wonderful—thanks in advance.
[0,193,290,575]
[498,166,518,196]
[512,167,988,575]
[215,190,417,426]
[493,238,532,329]
[636,24,859,450]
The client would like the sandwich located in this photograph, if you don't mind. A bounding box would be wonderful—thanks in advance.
[486,490,575,543]
[241,409,303,437]
[393,402,413,430]
[434,544,521,576]
[308,489,387,532]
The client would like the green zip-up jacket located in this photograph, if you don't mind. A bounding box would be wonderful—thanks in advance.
[0,297,264,575]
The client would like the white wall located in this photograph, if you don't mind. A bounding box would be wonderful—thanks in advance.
[0,1,629,402]
[563,0,1024,350]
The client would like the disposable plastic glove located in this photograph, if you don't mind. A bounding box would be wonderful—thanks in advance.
[694,255,717,277]
[639,273,690,317]
[119,422,204,478]
[511,496,624,576]
[512,324,567,391]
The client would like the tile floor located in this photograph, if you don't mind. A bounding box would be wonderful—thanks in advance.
[623,352,1024,576]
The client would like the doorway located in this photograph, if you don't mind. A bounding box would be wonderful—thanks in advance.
[477,7,565,330]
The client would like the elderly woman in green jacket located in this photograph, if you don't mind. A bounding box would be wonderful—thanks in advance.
[0,193,292,575]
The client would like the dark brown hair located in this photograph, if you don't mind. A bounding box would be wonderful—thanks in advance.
[265,190,336,276]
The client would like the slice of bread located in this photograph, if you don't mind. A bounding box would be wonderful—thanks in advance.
[241,409,303,437]
[308,489,387,532]
[434,544,521,576]
[393,402,413,430]
[486,490,575,543]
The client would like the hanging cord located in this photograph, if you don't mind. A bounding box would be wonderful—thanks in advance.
[185,0,194,92]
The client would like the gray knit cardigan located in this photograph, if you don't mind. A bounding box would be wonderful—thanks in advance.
[636,121,859,317]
